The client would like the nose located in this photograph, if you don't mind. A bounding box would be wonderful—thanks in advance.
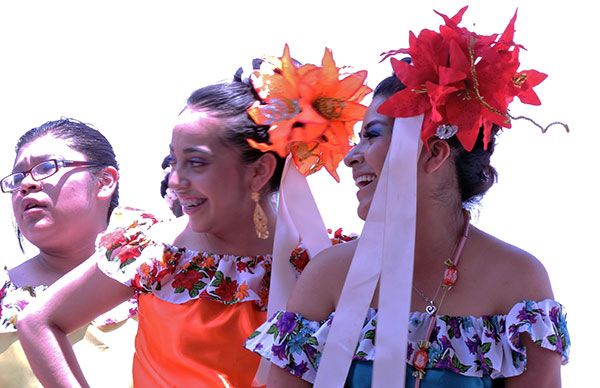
[344,142,363,168]
[167,166,188,191]
[18,174,43,195]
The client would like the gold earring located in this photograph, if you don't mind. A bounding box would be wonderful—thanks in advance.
[251,191,269,239]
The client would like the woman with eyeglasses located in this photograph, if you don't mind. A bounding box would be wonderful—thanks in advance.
[0,118,138,387]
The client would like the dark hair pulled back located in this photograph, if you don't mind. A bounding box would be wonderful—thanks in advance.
[184,66,285,192]
[373,67,498,206]
[15,118,120,220]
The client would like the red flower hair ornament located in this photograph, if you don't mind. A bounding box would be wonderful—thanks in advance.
[379,6,568,152]
[246,44,372,181]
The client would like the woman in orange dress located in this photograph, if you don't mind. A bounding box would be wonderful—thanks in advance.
[16,49,371,387]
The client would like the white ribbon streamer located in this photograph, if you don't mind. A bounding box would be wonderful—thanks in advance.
[373,116,422,387]
[255,155,331,385]
[315,116,423,388]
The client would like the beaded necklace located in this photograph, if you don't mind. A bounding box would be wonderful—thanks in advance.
[412,210,471,388]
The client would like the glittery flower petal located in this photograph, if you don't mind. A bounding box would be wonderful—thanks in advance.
[378,87,430,118]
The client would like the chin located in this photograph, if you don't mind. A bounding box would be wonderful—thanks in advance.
[357,202,371,221]
[20,226,56,246]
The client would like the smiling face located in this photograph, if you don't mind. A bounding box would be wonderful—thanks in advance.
[11,134,105,249]
[344,96,394,220]
[168,109,254,235]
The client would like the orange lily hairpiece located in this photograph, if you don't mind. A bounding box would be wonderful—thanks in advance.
[247,44,372,181]
[378,6,565,152]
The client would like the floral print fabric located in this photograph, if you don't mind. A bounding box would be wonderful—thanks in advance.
[0,269,137,332]
[96,212,272,309]
[245,299,570,382]
[0,270,47,332]
[97,211,353,310]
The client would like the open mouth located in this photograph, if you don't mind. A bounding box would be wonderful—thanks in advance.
[355,174,377,188]
[23,201,45,212]
[179,198,207,209]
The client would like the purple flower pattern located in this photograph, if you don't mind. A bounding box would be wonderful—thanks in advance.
[277,311,298,335]
[245,299,570,383]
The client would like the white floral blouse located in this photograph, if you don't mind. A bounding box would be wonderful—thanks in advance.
[96,209,354,309]
[245,300,570,383]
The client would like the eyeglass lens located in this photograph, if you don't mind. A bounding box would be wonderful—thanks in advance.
[1,160,58,192]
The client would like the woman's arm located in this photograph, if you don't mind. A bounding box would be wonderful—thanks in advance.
[267,240,357,388]
[17,258,134,388]
[498,245,563,388]
[505,336,562,388]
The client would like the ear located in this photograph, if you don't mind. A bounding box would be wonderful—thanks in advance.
[420,138,452,174]
[247,152,278,193]
[96,166,119,200]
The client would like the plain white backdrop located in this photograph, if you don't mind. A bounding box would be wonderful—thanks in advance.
[1,1,596,385]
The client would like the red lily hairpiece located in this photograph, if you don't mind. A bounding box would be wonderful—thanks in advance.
[378,6,559,151]
[246,44,372,181]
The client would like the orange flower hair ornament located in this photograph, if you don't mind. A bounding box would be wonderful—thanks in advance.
[246,45,372,181]
[379,5,568,152]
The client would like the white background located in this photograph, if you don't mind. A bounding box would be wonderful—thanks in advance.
[0,1,596,385]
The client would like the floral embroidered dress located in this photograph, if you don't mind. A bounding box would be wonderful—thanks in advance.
[245,300,570,387]
[96,211,348,387]
[0,268,138,388]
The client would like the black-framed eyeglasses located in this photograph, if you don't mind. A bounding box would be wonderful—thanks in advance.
[1,159,104,193]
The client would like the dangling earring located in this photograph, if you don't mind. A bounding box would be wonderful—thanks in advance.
[251,191,269,239]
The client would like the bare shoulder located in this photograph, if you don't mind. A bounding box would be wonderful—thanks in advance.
[7,257,48,287]
[6,259,35,286]
[287,239,358,322]
[470,227,554,312]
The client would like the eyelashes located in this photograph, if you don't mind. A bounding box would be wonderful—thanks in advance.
[360,128,383,140]
[188,159,208,167]
[165,156,208,168]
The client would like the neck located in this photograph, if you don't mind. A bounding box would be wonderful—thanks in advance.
[33,218,108,277]
[198,198,276,257]
[414,200,466,278]
[31,233,98,280]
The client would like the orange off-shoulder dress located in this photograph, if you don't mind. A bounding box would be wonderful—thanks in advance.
[97,211,310,387]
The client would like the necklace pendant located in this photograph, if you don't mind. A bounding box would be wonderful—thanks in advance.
[425,302,437,315]
[442,265,458,288]
[413,348,429,371]
[412,344,429,381]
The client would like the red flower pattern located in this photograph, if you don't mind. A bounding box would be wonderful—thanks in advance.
[289,248,310,272]
[115,245,141,265]
[214,277,239,303]
[100,212,358,309]
[98,228,127,250]
[172,270,204,291]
